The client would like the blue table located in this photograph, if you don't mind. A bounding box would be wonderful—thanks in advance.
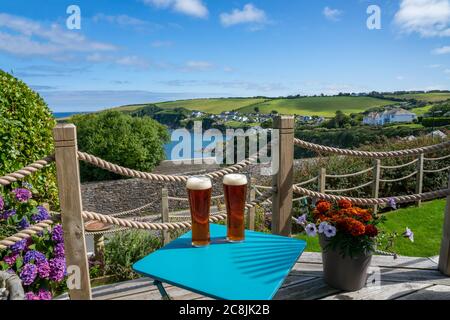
[132,224,306,300]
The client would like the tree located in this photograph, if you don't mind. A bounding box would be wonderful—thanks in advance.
[326,110,352,129]
[271,110,279,115]
[254,106,260,113]
[71,111,169,181]
[0,70,58,205]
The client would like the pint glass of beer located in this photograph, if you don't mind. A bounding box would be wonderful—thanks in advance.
[187,176,212,247]
[223,174,248,243]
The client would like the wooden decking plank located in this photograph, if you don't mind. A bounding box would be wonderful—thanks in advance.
[380,268,450,285]
[274,278,340,300]
[397,285,450,300]
[322,281,433,300]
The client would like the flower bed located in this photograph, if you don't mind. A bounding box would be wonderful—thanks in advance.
[0,185,66,300]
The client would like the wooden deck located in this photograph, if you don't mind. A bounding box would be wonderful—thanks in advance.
[56,252,450,300]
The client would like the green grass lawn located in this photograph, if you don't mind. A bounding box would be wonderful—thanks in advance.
[295,199,446,257]
[237,96,396,117]
[155,98,267,114]
[385,93,450,103]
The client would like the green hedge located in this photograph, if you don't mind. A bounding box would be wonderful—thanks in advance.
[0,70,58,206]
[422,117,450,127]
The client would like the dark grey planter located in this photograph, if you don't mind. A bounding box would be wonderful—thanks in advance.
[319,235,372,292]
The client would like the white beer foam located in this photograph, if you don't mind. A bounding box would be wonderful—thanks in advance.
[186,176,212,190]
[223,174,248,186]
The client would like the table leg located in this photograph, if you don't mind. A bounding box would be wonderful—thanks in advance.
[153,280,172,300]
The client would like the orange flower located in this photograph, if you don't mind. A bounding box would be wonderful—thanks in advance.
[316,201,331,214]
[338,199,352,209]
[336,217,366,236]
[354,208,373,222]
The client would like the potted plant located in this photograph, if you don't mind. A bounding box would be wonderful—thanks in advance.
[295,199,414,291]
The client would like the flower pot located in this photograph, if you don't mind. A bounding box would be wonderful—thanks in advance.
[0,271,25,300]
[319,235,372,291]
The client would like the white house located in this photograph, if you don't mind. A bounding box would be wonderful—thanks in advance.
[363,108,417,126]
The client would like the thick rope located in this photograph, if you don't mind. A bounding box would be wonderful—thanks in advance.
[423,166,450,174]
[326,167,374,179]
[295,176,319,186]
[293,185,450,205]
[109,196,158,217]
[293,138,450,158]
[325,181,373,193]
[424,154,450,161]
[0,155,55,186]
[379,171,418,183]
[380,159,418,170]
[0,220,55,250]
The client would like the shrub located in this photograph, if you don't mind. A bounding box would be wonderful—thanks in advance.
[0,188,67,300]
[103,230,162,281]
[422,117,450,127]
[0,70,58,206]
[71,111,169,181]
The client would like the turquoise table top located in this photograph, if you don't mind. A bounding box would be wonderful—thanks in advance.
[132,224,307,300]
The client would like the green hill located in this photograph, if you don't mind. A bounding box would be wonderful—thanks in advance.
[384,92,450,103]
[154,98,267,114]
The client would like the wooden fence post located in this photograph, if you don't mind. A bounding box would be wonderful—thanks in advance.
[53,124,92,300]
[416,153,424,207]
[372,159,381,215]
[272,116,295,236]
[161,188,170,245]
[438,171,450,276]
[248,178,256,231]
[318,167,326,194]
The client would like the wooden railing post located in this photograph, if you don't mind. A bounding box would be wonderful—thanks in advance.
[416,153,424,207]
[372,159,381,215]
[272,116,295,236]
[318,167,326,194]
[438,171,450,276]
[161,188,170,245]
[53,124,92,300]
[248,178,256,231]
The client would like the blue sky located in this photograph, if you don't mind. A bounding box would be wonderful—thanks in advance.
[1,0,450,111]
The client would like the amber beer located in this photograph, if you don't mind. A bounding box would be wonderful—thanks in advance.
[223,174,248,242]
[187,176,212,247]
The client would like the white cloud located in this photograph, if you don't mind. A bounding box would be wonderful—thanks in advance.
[115,56,150,69]
[396,75,405,80]
[394,0,450,37]
[142,0,208,18]
[444,68,450,73]
[182,60,214,71]
[323,7,343,21]
[0,13,116,58]
[428,63,443,67]
[220,4,268,27]
[432,45,450,54]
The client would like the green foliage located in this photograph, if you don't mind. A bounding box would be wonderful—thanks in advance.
[104,230,162,281]
[131,104,190,128]
[421,117,450,127]
[0,69,58,206]
[71,111,169,181]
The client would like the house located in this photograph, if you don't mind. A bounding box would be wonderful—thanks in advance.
[363,108,417,126]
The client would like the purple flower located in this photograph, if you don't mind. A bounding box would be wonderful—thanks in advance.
[37,261,51,279]
[403,227,414,242]
[37,289,52,300]
[388,198,397,210]
[3,253,18,267]
[19,217,30,230]
[10,239,27,253]
[54,242,65,258]
[25,292,39,300]
[20,263,38,286]
[12,188,32,202]
[305,223,317,237]
[324,224,337,238]
[24,250,47,264]
[0,195,4,210]
[51,224,64,243]
[294,214,307,226]
[22,182,33,190]
[318,221,328,234]
[49,257,66,282]
[1,209,16,220]
[32,206,50,223]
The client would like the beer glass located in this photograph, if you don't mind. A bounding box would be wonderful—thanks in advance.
[223,174,248,242]
[187,176,212,247]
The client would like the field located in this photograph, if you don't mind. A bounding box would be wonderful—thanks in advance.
[155,98,267,114]
[295,199,446,257]
[411,105,432,116]
[385,93,450,103]
[231,96,395,117]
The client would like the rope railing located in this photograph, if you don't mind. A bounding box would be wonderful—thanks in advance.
[0,155,55,186]
[423,166,450,174]
[293,185,450,206]
[167,195,224,202]
[380,159,418,170]
[109,197,158,217]
[325,181,373,193]
[424,154,450,161]
[379,171,418,183]
[295,176,319,186]
[0,219,55,250]
[293,138,450,158]
[326,167,374,179]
